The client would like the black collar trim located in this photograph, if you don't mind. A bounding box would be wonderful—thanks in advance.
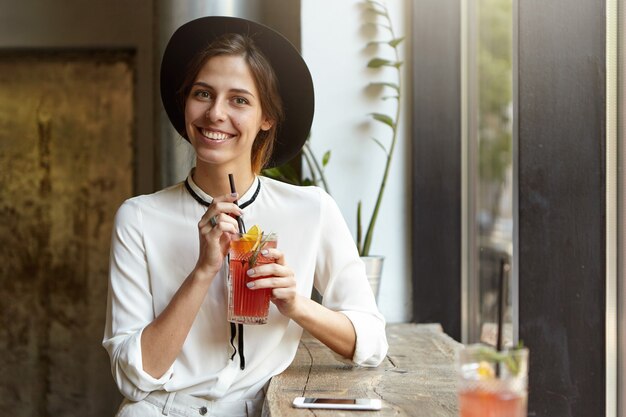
[184,177,261,209]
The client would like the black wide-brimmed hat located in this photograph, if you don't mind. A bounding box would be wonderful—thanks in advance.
[160,16,314,168]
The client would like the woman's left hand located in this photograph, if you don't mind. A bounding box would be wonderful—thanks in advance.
[245,248,302,318]
[248,248,357,360]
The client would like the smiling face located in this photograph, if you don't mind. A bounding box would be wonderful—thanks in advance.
[184,54,272,173]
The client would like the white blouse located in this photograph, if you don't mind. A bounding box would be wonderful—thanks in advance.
[103,173,388,403]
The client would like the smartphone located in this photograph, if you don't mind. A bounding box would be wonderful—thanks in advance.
[292,397,382,410]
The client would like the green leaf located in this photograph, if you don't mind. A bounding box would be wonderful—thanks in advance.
[248,232,275,268]
[389,37,405,47]
[262,166,300,185]
[262,167,282,178]
[370,112,394,128]
[368,38,403,48]
[364,0,387,11]
[322,150,331,167]
[279,164,300,183]
[302,178,313,186]
[368,81,399,92]
[367,58,392,68]
[367,58,403,69]
[370,136,388,155]
[474,346,524,376]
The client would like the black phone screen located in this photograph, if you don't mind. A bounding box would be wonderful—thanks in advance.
[303,398,360,404]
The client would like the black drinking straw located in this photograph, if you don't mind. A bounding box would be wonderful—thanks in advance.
[228,173,246,234]
[228,173,246,370]
[496,257,509,376]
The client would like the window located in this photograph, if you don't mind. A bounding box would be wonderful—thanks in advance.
[463,0,514,345]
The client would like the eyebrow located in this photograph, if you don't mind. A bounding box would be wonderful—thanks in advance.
[191,82,255,98]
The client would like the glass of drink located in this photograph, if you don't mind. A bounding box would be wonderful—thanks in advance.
[457,344,529,417]
[227,232,277,325]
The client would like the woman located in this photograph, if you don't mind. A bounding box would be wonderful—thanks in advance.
[103,16,387,417]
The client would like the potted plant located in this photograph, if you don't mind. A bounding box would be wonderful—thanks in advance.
[263,0,403,300]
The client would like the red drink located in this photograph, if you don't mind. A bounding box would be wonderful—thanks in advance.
[227,233,277,324]
[457,345,528,417]
[459,388,526,417]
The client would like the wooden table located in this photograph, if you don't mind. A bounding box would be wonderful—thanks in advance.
[264,323,462,416]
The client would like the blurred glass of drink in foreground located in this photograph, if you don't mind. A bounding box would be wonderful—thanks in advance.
[457,344,529,417]
[228,230,277,325]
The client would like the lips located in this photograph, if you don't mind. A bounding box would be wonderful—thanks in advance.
[199,128,236,141]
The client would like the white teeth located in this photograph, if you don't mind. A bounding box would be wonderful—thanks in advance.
[201,129,233,141]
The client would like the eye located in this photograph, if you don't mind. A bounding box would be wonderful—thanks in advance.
[233,96,249,105]
[192,89,212,100]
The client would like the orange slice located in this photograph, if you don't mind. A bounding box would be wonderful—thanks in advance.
[241,225,260,240]
[477,361,495,379]
[242,225,263,252]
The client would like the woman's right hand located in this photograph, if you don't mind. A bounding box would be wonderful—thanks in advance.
[141,193,242,378]
[193,193,243,280]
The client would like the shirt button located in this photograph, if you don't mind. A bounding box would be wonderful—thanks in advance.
[199,406,208,415]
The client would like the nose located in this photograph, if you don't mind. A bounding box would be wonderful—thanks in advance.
[206,98,226,122]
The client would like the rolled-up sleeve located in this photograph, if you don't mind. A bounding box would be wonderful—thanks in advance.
[102,199,173,401]
[313,191,388,366]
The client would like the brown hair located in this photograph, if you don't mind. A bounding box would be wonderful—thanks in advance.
[178,33,284,173]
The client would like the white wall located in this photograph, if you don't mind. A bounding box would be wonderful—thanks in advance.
[301,0,412,322]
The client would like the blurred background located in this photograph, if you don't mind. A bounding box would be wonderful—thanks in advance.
[0,0,623,416]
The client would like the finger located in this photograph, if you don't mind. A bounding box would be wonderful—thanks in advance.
[257,248,285,265]
[213,201,244,215]
[246,275,296,290]
[208,220,239,237]
[246,277,278,290]
[209,215,218,228]
[212,192,239,204]
[213,213,239,229]
[199,218,238,237]
[270,287,298,300]
[246,263,291,279]
[199,202,243,227]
